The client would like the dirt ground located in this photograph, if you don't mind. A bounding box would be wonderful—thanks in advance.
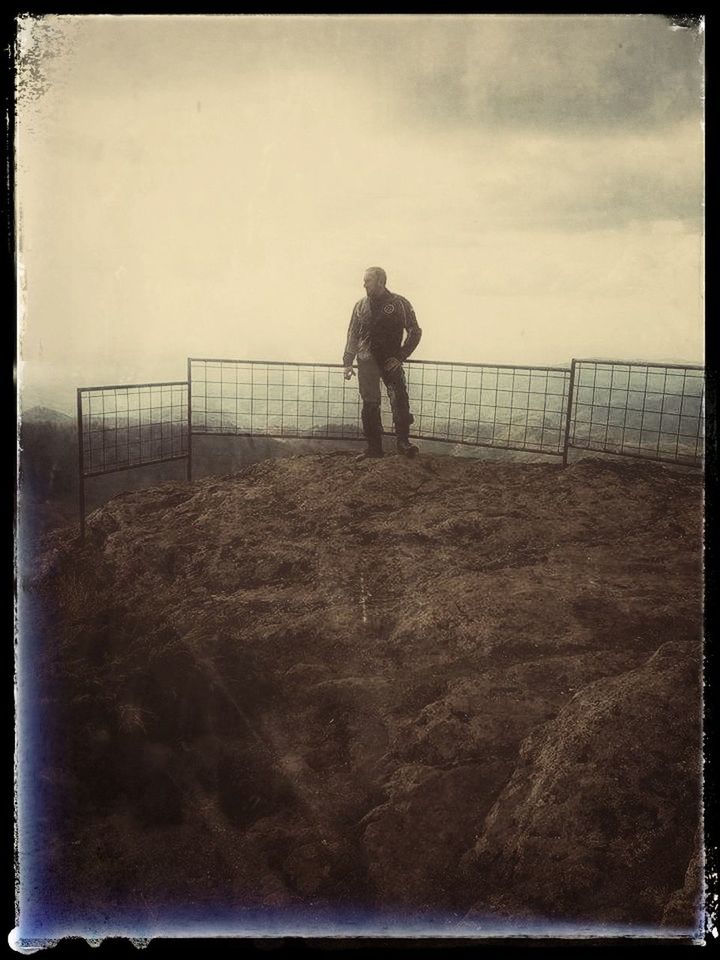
[20,451,704,939]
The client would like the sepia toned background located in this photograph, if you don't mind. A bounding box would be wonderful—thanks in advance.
[16,14,703,410]
[13,15,707,946]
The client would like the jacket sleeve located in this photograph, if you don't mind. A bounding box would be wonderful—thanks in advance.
[342,304,360,367]
[398,299,422,361]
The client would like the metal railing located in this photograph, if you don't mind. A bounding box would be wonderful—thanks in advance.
[188,357,571,458]
[77,381,189,539]
[76,357,704,538]
[563,359,704,467]
[405,360,570,455]
[188,358,366,443]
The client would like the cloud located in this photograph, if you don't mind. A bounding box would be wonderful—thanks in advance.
[19,15,702,132]
[15,13,703,393]
[395,15,703,131]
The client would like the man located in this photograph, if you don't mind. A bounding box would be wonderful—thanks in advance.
[343,267,423,459]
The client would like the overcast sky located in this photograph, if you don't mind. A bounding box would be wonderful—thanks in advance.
[16,14,704,412]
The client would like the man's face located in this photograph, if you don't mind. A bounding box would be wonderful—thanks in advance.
[363,271,384,298]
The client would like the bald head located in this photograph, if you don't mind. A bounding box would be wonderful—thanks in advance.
[363,266,387,299]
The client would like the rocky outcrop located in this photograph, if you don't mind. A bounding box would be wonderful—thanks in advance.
[24,452,704,933]
[469,640,702,928]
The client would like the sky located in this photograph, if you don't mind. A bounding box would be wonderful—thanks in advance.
[15,14,704,414]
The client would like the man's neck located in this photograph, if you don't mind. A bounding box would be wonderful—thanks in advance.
[369,287,390,301]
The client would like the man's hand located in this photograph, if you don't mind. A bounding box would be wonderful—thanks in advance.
[383,357,403,374]
[343,366,355,380]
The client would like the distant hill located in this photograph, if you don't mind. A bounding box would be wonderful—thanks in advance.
[21,406,74,424]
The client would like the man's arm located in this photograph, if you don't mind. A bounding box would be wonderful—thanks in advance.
[343,304,360,368]
[397,298,422,361]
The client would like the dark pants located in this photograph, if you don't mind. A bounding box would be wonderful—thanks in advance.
[357,358,413,441]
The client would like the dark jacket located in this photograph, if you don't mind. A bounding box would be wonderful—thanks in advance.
[343,289,422,368]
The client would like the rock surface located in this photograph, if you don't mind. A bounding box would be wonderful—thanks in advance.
[470,640,702,925]
[23,452,704,935]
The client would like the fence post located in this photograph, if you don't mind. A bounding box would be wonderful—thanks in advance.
[77,388,86,541]
[562,359,577,467]
[186,358,193,482]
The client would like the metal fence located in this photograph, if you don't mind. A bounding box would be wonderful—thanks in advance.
[564,360,704,467]
[188,358,366,442]
[77,381,189,539]
[76,357,704,538]
[188,357,571,457]
[405,361,569,454]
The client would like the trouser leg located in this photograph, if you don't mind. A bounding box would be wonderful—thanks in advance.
[357,359,383,447]
[361,403,383,442]
[382,365,412,439]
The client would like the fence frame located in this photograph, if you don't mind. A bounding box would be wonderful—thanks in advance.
[563,358,704,468]
[77,380,190,540]
[187,356,572,461]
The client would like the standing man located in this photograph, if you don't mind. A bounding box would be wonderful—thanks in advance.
[343,267,423,459]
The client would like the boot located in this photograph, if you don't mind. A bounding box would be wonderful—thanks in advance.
[359,401,384,460]
[356,440,384,461]
[396,437,419,458]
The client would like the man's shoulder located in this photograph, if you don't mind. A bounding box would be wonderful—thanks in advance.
[388,292,415,313]
[353,296,369,313]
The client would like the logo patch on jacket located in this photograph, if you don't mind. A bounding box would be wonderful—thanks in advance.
[383,304,395,315]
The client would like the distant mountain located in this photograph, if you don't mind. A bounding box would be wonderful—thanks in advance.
[21,406,74,425]
[549,357,704,369]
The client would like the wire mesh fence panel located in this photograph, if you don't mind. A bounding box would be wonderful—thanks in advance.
[567,360,704,467]
[405,361,570,455]
[189,360,366,440]
[78,382,189,478]
[189,358,572,455]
